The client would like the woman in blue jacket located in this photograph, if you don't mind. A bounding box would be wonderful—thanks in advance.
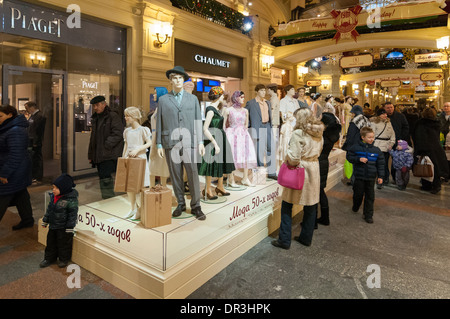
[0,105,34,229]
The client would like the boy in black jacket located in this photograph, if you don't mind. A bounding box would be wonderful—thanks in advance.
[346,127,384,223]
[40,174,78,268]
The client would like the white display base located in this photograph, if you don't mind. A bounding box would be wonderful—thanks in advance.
[70,178,281,299]
[38,148,345,299]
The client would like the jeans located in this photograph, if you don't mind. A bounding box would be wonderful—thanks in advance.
[279,200,317,247]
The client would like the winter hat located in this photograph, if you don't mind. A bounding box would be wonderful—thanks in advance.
[376,108,387,116]
[350,105,363,115]
[398,140,408,150]
[53,174,76,195]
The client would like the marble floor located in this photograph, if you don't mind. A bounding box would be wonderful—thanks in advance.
[0,174,449,299]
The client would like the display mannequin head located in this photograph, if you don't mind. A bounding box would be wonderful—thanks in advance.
[183,81,195,94]
[124,106,142,128]
[231,90,245,108]
[284,85,295,98]
[255,84,266,99]
[208,87,224,108]
[297,87,306,98]
[153,87,169,102]
[169,73,185,93]
[267,84,278,97]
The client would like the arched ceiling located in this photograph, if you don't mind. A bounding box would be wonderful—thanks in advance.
[274,26,450,65]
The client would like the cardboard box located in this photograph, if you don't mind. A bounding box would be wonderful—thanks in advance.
[114,157,146,193]
[140,185,172,229]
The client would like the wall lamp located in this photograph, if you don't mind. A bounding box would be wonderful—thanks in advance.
[436,36,450,70]
[322,80,330,90]
[151,21,173,48]
[30,53,46,67]
[298,65,309,79]
[262,55,274,72]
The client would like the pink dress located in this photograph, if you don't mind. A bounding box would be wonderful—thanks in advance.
[225,107,257,169]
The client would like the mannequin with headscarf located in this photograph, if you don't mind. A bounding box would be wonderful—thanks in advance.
[149,87,170,187]
[223,91,258,186]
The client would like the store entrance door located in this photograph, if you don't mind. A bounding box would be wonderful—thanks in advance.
[2,65,67,183]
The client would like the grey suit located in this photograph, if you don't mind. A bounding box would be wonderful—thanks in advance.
[156,90,203,210]
[245,98,276,175]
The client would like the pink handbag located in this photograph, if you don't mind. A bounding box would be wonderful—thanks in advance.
[278,162,305,190]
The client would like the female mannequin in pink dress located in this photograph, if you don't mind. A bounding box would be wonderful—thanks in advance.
[223,91,258,186]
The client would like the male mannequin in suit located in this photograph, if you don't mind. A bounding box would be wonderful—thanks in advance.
[245,84,277,179]
[156,66,206,220]
[25,101,46,182]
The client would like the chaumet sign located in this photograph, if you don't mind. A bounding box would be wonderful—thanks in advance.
[194,54,231,68]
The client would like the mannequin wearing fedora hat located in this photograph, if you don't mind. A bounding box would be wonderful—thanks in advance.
[156,66,206,220]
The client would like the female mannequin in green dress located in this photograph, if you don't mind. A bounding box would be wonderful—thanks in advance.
[198,87,236,200]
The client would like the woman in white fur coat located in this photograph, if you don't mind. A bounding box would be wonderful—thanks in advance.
[272,108,324,249]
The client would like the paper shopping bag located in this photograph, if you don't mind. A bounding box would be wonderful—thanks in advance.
[114,157,146,193]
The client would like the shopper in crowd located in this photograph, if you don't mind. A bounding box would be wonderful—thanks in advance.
[88,96,124,199]
[272,108,324,249]
[370,108,396,188]
[389,140,414,191]
[403,107,420,146]
[384,101,409,183]
[25,101,46,183]
[40,174,78,268]
[346,126,384,224]
[438,102,450,178]
[412,107,449,194]
[363,102,374,118]
[0,104,34,230]
[342,105,371,152]
[316,112,341,226]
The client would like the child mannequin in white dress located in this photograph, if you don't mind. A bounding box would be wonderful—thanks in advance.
[123,106,152,219]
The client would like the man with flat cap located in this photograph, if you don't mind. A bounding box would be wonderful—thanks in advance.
[156,66,206,220]
[88,95,124,199]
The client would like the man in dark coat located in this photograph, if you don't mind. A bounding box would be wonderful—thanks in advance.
[384,102,409,182]
[25,101,46,182]
[88,96,124,199]
[0,105,34,230]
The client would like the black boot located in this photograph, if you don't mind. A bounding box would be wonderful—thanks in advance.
[316,207,330,226]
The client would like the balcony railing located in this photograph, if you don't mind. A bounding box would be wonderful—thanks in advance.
[170,0,248,34]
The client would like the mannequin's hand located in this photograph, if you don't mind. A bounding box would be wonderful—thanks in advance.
[214,143,221,155]
[199,144,205,157]
[128,150,139,157]
[157,148,164,159]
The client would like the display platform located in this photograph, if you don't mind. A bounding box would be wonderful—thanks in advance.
[37,148,345,299]
[69,176,281,299]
